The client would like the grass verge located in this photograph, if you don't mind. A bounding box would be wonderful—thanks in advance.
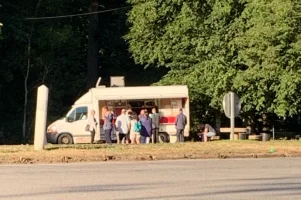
[0,140,301,164]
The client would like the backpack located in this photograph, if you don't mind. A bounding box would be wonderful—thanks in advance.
[133,121,142,132]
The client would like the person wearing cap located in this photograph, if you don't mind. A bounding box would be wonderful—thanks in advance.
[175,108,187,142]
[115,109,130,144]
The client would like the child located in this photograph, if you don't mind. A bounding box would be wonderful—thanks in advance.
[128,112,141,144]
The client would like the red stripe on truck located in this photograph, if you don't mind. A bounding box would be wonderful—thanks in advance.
[160,116,176,124]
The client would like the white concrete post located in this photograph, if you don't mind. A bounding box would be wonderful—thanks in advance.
[34,85,49,150]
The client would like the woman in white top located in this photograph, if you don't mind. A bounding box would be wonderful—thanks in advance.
[88,110,97,144]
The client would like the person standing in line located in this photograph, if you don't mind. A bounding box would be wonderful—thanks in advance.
[126,104,132,116]
[125,106,133,143]
[88,110,97,144]
[109,109,115,143]
[175,108,187,142]
[140,110,152,144]
[149,107,160,143]
[138,109,146,120]
[128,112,141,144]
[102,106,113,144]
[115,109,130,144]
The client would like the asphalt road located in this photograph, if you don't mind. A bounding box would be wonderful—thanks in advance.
[0,158,301,200]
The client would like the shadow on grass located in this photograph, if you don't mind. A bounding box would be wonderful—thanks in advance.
[43,140,301,151]
[44,144,118,151]
[44,142,188,151]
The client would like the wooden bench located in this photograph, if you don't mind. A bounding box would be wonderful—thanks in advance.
[248,135,262,141]
[200,134,220,142]
[210,135,220,141]
[220,127,248,140]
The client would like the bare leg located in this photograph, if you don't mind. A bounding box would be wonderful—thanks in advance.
[152,131,155,143]
[136,135,141,144]
[130,135,136,144]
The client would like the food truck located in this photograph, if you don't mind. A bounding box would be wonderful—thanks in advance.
[46,77,189,144]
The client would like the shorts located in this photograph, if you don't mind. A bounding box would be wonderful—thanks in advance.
[130,132,141,140]
[206,132,216,137]
[119,133,129,142]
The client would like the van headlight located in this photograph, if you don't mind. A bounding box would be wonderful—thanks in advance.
[47,125,57,134]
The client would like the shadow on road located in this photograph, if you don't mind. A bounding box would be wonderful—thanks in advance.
[1,180,301,199]
[0,182,166,199]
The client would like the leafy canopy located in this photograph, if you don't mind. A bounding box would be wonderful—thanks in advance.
[126,0,301,117]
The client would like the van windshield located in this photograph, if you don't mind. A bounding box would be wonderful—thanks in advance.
[65,107,88,122]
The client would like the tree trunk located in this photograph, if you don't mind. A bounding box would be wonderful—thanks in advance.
[22,0,42,144]
[87,0,100,89]
[22,38,31,144]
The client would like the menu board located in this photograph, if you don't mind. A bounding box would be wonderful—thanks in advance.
[114,100,126,107]
[159,98,183,124]
[160,99,171,116]
[170,99,182,115]
[106,101,114,106]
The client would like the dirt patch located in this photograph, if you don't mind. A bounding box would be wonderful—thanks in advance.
[0,141,301,164]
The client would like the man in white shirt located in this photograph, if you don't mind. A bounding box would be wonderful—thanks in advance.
[115,109,130,144]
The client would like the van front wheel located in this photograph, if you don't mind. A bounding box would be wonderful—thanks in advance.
[58,134,73,144]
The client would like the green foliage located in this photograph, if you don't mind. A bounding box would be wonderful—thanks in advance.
[0,0,167,143]
[96,0,168,86]
[0,0,89,143]
[126,0,301,118]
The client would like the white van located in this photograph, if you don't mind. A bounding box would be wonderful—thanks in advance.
[46,77,190,144]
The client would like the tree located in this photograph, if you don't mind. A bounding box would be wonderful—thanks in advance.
[126,0,301,119]
[86,0,100,89]
[94,0,168,86]
[0,0,166,144]
[0,0,88,143]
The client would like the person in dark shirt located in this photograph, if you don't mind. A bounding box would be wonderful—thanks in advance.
[175,108,187,142]
[150,107,160,143]
[102,106,113,144]
[138,109,146,121]
[140,110,152,144]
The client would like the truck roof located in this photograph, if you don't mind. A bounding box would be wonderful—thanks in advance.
[74,85,188,105]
